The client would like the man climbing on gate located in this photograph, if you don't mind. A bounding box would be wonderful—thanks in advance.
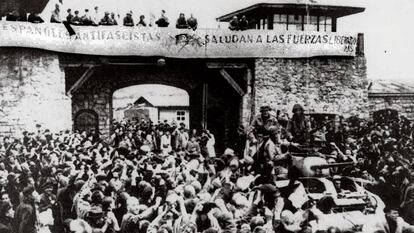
[248,105,281,174]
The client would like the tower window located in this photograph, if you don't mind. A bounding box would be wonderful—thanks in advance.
[304,15,318,31]
[273,14,288,30]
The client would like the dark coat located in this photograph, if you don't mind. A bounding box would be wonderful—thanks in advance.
[15,202,36,233]
[120,213,140,233]
[401,201,414,225]
[0,217,14,233]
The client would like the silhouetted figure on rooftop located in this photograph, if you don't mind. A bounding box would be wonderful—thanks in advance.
[6,11,19,21]
[229,16,239,30]
[155,10,169,27]
[187,14,198,30]
[238,15,249,31]
[66,9,73,22]
[28,13,44,23]
[123,12,134,27]
[80,9,92,25]
[50,4,62,23]
[137,15,147,27]
[70,10,81,25]
[176,13,188,29]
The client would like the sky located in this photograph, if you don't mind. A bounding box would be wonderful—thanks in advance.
[113,84,189,109]
[41,0,414,83]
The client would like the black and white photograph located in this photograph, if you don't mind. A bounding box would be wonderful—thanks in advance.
[0,0,413,232]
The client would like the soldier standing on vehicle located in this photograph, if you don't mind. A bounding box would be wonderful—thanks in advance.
[248,106,280,174]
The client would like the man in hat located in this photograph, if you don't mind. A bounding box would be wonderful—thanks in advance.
[137,15,147,27]
[249,105,280,174]
[238,15,249,31]
[176,13,188,29]
[176,124,189,151]
[71,10,81,25]
[186,14,198,30]
[91,6,100,25]
[228,16,239,30]
[99,11,111,25]
[110,12,118,25]
[155,10,169,27]
[66,8,73,22]
[81,9,92,25]
[186,135,201,156]
[50,4,61,23]
[123,12,134,27]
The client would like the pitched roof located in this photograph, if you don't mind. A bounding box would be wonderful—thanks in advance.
[133,96,154,107]
[132,95,189,107]
[217,0,365,21]
[368,80,414,96]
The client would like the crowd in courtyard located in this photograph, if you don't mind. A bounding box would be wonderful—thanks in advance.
[0,105,413,233]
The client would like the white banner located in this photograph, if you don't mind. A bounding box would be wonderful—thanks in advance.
[0,21,358,58]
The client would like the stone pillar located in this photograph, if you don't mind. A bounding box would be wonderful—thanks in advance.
[0,48,72,136]
[240,67,253,128]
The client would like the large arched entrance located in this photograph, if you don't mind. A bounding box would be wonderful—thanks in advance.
[64,56,254,152]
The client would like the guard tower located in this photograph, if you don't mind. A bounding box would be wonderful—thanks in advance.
[217,1,365,32]
[216,0,368,119]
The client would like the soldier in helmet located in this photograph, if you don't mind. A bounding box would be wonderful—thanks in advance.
[287,104,310,145]
[248,105,281,174]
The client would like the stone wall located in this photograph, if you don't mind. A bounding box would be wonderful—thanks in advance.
[368,95,414,120]
[71,76,112,137]
[253,56,368,118]
[0,48,71,136]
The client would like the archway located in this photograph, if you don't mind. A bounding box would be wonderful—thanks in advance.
[74,109,99,135]
[67,58,253,153]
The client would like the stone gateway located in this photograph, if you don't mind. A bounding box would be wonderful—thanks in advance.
[0,0,373,151]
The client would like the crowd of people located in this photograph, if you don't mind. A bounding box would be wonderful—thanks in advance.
[1,5,199,30]
[0,105,413,233]
[228,16,249,31]
[1,5,255,30]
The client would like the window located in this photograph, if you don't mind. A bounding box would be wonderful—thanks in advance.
[177,111,186,121]
[260,18,268,30]
[325,17,332,32]
[305,16,332,32]
[287,15,303,31]
[304,15,318,31]
[273,14,287,30]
